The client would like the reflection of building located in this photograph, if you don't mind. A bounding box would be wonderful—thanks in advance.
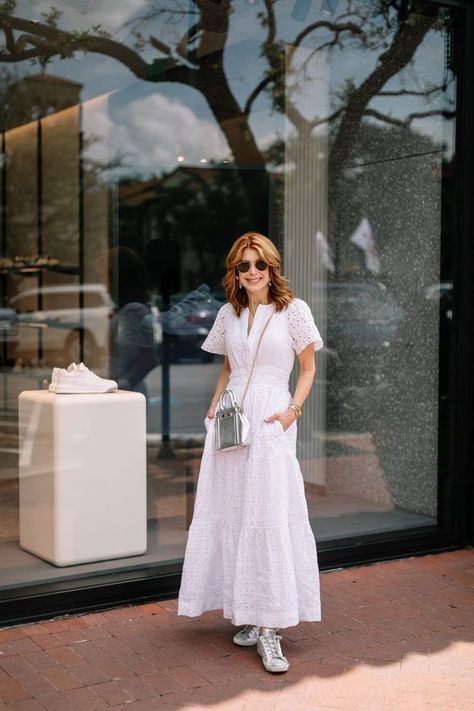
[2,74,82,128]
[0,75,110,370]
[0,0,473,628]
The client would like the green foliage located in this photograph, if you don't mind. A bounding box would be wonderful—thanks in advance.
[0,0,16,18]
[41,6,62,28]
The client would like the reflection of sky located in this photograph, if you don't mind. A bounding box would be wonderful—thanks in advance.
[17,0,150,35]
[10,0,456,170]
[82,82,230,172]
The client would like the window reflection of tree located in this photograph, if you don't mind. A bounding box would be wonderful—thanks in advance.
[0,1,456,235]
[0,1,458,519]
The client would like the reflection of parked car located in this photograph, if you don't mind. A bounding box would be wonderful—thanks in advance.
[155,284,224,363]
[314,281,405,431]
[10,284,113,365]
[0,308,19,363]
[0,308,19,344]
[320,281,404,357]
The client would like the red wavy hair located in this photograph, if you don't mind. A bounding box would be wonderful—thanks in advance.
[222,232,294,316]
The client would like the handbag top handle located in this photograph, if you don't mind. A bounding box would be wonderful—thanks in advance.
[219,389,238,410]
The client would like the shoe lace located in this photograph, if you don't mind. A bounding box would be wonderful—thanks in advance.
[242,625,257,635]
[261,632,285,660]
[75,363,101,381]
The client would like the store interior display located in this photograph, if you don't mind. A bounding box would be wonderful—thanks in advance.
[0,254,60,270]
[49,362,118,394]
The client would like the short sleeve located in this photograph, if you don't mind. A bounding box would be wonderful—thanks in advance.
[201,303,230,355]
[286,298,324,354]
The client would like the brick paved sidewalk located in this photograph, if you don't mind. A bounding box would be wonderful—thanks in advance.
[0,549,473,711]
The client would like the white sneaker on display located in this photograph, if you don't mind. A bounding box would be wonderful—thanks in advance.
[54,362,118,394]
[257,628,289,673]
[49,362,77,392]
[232,625,259,646]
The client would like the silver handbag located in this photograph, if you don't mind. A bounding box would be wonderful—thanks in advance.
[215,389,251,451]
[214,312,273,452]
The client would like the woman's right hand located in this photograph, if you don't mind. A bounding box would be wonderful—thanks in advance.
[207,402,218,419]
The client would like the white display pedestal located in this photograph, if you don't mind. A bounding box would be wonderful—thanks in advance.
[18,390,147,567]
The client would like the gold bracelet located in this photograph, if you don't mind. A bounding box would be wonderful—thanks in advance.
[288,404,300,419]
[290,400,303,416]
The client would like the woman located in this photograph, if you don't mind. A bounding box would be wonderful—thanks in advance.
[178,232,324,673]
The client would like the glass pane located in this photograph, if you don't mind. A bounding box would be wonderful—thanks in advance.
[0,0,459,595]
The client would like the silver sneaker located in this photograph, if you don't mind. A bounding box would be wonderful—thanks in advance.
[233,625,259,646]
[257,629,289,673]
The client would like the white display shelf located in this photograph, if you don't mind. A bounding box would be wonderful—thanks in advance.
[18,390,147,566]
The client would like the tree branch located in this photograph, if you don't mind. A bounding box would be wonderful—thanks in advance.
[363,108,407,128]
[311,107,344,129]
[0,47,55,62]
[405,108,455,124]
[262,0,277,48]
[3,23,15,51]
[364,107,455,129]
[294,19,363,48]
[248,13,363,123]
[329,7,439,185]
[293,19,363,52]
[378,86,443,98]
[244,70,279,115]
[2,15,151,79]
[286,19,363,74]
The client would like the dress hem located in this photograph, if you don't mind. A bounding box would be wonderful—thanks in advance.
[176,604,322,629]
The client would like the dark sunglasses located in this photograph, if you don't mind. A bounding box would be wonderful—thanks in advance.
[236,259,269,273]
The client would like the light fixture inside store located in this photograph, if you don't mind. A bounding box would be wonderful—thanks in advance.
[177,155,184,162]
[200,158,207,163]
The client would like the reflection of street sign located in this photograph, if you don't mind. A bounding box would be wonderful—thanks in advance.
[145,238,180,295]
[350,218,381,275]
[315,230,335,273]
[320,0,340,18]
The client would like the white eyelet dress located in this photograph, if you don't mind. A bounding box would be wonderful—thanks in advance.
[177,298,324,629]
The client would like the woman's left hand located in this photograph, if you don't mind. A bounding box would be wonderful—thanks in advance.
[265,408,297,432]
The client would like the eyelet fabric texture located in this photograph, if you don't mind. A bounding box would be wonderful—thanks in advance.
[178,298,323,628]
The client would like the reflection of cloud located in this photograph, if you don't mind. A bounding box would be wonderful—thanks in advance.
[83,92,229,171]
[258,131,279,150]
[28,0,149,34]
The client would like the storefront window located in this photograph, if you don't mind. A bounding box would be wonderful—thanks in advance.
[0,1,460,598]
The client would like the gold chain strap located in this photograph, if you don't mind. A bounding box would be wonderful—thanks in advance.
[240,312,274,409]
